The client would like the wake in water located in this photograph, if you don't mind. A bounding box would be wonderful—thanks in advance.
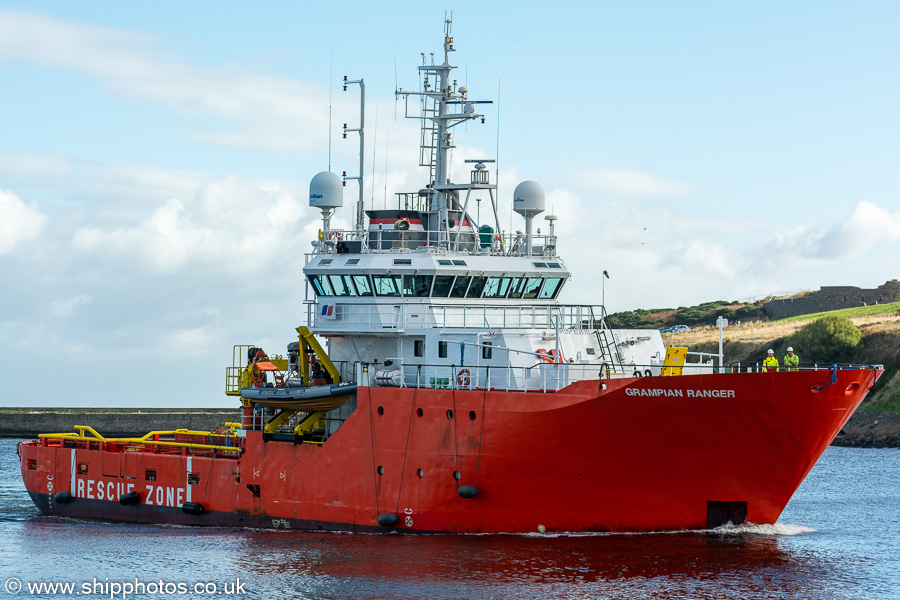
[707,522,816,536]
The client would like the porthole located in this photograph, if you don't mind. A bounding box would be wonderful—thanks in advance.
[377,406,384,416]
[446,409,454,420]
[416,468,424,478]
[377,465,384,475]
[468,410,476,421]
[452,471,461,480]
[416,408,424,417]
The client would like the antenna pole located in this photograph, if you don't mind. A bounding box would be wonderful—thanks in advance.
[342,77,366,232]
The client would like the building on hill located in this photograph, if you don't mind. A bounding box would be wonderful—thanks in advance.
[763,280,900,320]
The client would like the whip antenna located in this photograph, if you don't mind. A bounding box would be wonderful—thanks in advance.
[328,47,333,171]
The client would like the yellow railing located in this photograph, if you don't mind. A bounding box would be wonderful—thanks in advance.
[39,426,242,454]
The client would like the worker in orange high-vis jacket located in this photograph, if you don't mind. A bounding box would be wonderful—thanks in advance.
[763,349,779,372]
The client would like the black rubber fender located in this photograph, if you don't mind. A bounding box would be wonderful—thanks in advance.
[119,491,140,505]
[182,502,204,515]
[377,513,398,527]
[53,491,73,504]
[458,485,478,498]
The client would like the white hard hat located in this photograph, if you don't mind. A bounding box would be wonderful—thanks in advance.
[787,347,793,352]
[767,349,774,354]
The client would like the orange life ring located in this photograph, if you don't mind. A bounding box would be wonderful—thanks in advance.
[327,231,343,242]
[456,368,471,387]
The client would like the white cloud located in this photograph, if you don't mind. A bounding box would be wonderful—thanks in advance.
[757,201,900,263]
[578,168,694,198]
[0,189,48,254]
[46,294,91,318]
[72,175,309,273]
[0,10,343,153]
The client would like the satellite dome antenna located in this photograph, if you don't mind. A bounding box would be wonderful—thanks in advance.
[513,180,545,256]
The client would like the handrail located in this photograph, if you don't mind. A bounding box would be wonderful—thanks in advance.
[39,426,242,454]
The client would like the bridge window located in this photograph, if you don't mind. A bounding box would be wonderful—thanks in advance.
[507,277,527,299]
[522,277,544,299]
[403,275,433,297]
[449,276,471,298]
[373,275,402,296]
[432,275,456,297]
[328,274,357,296]
[352,274,373,296]
[467,276,488,298]
[437,259,453,265]
[483,277,512,298]
[538,277,563,299]
[308,274,333,296]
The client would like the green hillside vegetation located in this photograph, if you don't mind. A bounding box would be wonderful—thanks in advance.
[686,315,900,413]
[776,301,900,323]
[608,301,765,329]
[609,297,900,412]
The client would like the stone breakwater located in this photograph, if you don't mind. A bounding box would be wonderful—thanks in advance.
[0,408,240,438]
[833,411,900,448]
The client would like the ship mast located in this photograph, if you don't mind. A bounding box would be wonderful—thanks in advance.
[396,18,493,248]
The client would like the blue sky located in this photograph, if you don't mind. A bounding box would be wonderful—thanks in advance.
[2,2,899,406]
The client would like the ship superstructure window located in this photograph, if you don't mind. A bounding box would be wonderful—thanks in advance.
[437,259,453,266]
[482,341,493,359]
[548,262,562,268]
[450,276,471,298]
[308,274,334,296]
[319,259,333,265]
[467,276,488,298]
[507,277,527,299]
[346,258,360,265]
[539,277,563,299]
[403,275,434,297]
[438,341,448,358]
[452,260,467,266]
[328,274,357,296]
[414,339,425,357]
[432,275,456,297]
[522,277,544,299]
[393,259,412,265]
[352,274,373,296]
[373,275,402,296]
[483,277,512,298]
[532,262,547,268]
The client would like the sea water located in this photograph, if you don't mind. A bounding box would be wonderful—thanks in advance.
[0,439,897,599]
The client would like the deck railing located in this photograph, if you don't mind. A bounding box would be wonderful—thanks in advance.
[359,361,882,393]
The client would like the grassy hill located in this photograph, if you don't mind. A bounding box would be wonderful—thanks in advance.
[610,303,900,412]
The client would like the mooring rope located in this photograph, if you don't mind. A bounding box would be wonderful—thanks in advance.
[394,379,419,514]
[812,364,839,391]
[474,386,488,490]
[367,387,381,519]
[451,381,461,489]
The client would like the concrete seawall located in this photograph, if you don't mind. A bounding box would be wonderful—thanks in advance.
[0,408,240,438]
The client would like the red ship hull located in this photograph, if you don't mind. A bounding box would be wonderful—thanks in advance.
[19,368,880,533]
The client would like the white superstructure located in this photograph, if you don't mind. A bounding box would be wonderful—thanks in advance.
[303,21,686,392]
